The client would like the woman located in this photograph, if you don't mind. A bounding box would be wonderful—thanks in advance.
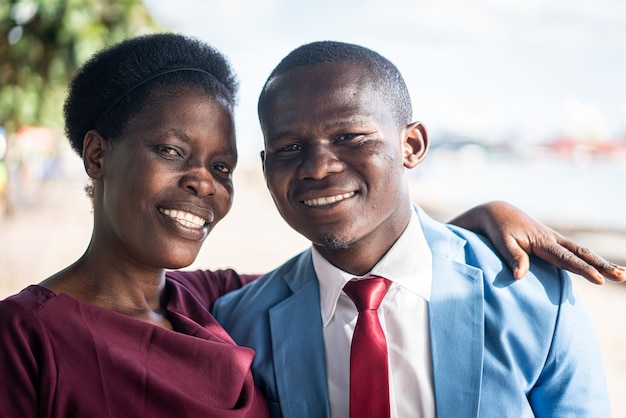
[0,33,268,417]
[0,33,622,418]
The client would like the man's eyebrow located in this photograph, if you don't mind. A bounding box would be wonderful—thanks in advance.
[267,118,370,143]
[265,129,292,143]
[323,118,369,130]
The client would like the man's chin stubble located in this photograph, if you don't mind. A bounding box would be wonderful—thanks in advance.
[320,235,352,251]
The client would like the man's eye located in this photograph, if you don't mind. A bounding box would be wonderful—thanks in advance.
[337,133,361,141]
[280,143,302,153]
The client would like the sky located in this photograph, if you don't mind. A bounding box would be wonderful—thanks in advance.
[143,0,626,158]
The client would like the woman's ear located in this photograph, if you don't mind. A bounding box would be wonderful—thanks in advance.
[403,121,429,169]
[260,150,266,174]
[82,130,108,179]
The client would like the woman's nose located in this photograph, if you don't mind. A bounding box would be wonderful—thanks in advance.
[180,165,216,197]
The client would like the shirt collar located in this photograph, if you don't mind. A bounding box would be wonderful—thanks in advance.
[313,208,433,327]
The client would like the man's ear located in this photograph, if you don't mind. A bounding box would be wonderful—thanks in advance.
[403,122,429,169]
[82,130,108,180]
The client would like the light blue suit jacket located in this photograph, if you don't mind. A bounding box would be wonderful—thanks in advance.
[213,205,610,417]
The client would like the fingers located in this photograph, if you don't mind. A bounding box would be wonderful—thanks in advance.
[455,200,626,284]
[497,235,531,280]
[531,239,607,285]
[552,248,605,285]
[512,256,530,280]
[557,238,626,283]
[608,265,626,283]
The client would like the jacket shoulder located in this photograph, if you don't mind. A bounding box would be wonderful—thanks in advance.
[213,249,313,320]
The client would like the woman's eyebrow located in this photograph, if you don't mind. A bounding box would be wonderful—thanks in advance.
[159,128,191,143]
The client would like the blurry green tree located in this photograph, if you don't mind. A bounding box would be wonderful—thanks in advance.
[0,0,161,135]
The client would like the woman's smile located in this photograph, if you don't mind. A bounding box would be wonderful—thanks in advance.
[158,207,211,241]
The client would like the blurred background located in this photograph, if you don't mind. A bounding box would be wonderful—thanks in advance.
[1,0,625,414]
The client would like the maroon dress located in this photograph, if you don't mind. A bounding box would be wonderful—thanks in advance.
[0,269,268,417]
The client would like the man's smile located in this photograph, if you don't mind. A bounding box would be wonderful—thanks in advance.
[302,191,356,207]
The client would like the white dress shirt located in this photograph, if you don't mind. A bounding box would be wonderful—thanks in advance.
[313,209,436,418]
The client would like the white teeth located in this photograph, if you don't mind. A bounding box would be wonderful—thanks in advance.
[303,191,355,207]
[160,208,207,228]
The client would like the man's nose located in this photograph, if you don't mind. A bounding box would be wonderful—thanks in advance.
[298,143,343,180]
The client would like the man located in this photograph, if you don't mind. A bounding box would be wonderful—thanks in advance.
[213,41,611,417]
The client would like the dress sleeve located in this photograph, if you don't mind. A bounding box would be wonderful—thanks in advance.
[0,297,46,417]
[166,269,261,309]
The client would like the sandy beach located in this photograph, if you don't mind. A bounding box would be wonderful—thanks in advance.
[1,165,625,416]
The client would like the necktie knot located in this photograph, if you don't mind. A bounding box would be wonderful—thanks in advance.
[343,276,391,312]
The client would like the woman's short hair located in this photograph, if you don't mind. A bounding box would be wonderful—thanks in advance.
[64,32,238,155]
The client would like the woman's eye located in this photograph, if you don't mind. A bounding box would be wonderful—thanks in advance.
[156,145,182,158]
[213,163,232,175]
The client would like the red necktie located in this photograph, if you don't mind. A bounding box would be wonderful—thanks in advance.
[343,276,392,418]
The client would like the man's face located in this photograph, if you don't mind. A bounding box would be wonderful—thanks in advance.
[259,62,426,271]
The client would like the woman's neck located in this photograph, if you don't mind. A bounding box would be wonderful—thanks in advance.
[39,251,172,329]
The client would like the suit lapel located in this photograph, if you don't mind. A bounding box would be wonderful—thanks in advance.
[429,254,484,418]
[417,205,484,418]
[269,254,331,418]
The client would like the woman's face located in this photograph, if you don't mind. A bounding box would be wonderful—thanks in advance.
[92,88,237,270]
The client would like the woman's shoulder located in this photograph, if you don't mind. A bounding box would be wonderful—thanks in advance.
[166,269,261,308]
[0,285,56,314]
[0,285,56,350]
